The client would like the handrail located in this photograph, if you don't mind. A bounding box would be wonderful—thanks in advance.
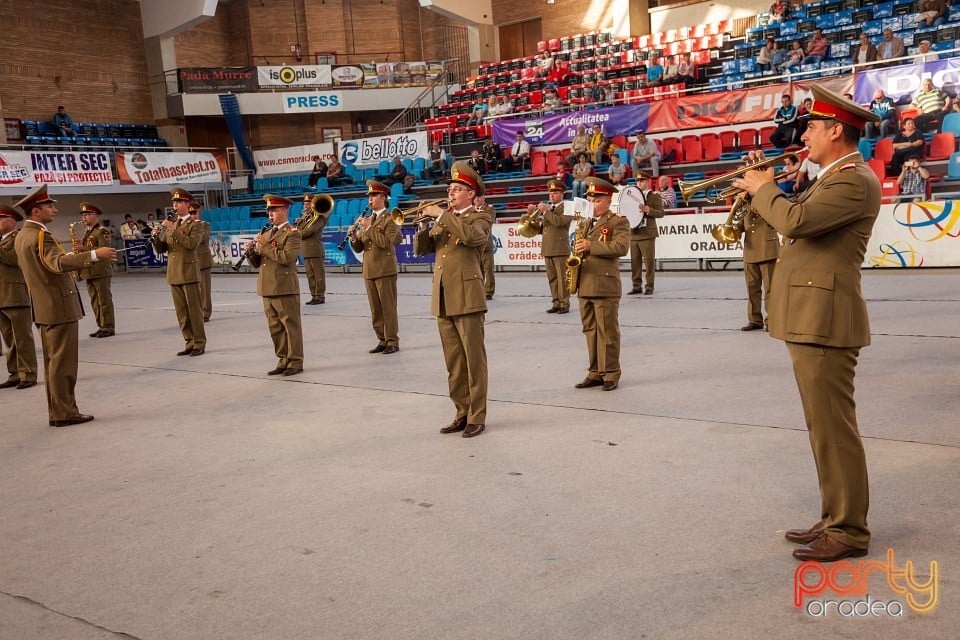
[383,59,461,133]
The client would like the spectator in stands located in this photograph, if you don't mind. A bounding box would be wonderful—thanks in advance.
[918,0,946,27]
[146,213,159,230]
[897,157,930,200]
[120,214,140,240]
[467,148,485,175]
[465,102,486,127]
[795,153,821,193]
[135,219,151,236]
[483,96,499,121]
[587,124,604,161]
[852,33,878,67]
[771,94,799,148]
[375,156,408,187]
[428,141,448,180]
[768,0,790,22]
[536,50,555,79]
[913,40,938,64]
[889,118,925,175]
[675,55,696,86]
[496,96,514,116]
[770,41,788,71]
[307,156,328,188]
[571,153,594,198]
[796,97,813,138]
[607,152,628,186]
[657,176,676,209]
[661,57,680,84]
[631,130,661,177]
[326,158,352,186]
[778,154,800,193]
[801,29,829,66]
[877,29,905,65]
[567,123,590,168]
[555,159,572,189]
[756,39,776,73]
[543,88,563,113]
[481,135,502,173]
[586,79,608,108]
[647,58,664,85]
[865,89,898,138]
[502,131,531,171]
[51,106,76,137]
[778,41,805,74]
[594,135,617,166]
[911,77,952,132]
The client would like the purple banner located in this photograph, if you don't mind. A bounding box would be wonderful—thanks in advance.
[491,104,652,147]
[854,59,960,104]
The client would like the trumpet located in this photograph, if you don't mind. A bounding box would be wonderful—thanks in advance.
[337,206,372,251]
[390,199,449,226]
[516,202,545,238]
[678,151,802,204]
[232,222,273,271]
[300,193,334,230]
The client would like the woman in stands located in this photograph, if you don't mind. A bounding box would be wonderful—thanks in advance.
[778,41,805,75]
[756,38,775,73]
[567,124,590,168]
[326,158,352,186]
[536,50,555,79]
[571,153,594,198]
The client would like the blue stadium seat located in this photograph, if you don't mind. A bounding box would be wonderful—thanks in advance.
[945,152,960,181]
[413,157,426,177]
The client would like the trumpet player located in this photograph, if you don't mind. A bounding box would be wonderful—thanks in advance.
[77,203,116,338]
[188,200,213,322]
[0,204,38,390]
[574,177,629,392]
[535,179,574,313]
[413,161,491,438]
[247,195,304,376]
[350,180,401,354]
[297,192,329,305]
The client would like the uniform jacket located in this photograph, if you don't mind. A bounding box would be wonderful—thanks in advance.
[151,218,203,285]
[630,189,664,239]
[297,206,330,259]
[413,206,493,317]
[751,154,880,348]
[736,209,780,264]
[541,202,574,257]
[14,221,91,325]
[350,210,400,279]
[195,220,213,270]
[575,210,630,298]
[78,224,114,280]
[0,231,31,308]
[249,224,302,297]
[479,203,496,252]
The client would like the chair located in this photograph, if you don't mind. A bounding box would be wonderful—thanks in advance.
[857,139,873,161]
[681,135,703,162]
[873,138,895,166]
[700,133,721,161]
[944,151,960,181]
[530,151,547,176]
[413,157,426,177]
[867,158,887,181]
[719,130,738,153]
[926,132,956,161]
[738,127,759,150]
[880,178,900,204]
[660,136,683,163]
[759,125,778,149]
[941,112,960,138]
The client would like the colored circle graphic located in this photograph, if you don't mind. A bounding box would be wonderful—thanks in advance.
[869,241,923,267]
[893,201,960,242]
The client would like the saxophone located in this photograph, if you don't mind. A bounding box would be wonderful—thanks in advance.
[565,211,588,296]
[69,221,84,282]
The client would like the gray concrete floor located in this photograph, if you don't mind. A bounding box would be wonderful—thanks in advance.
[0,267,957,640]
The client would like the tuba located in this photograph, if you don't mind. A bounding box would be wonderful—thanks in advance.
[301,193,334,229]
[565,212,587,296]
[516,203,544,238]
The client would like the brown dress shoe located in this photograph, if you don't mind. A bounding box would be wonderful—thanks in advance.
[190,348,205,357]
[462,423,485,438]
[381,345,399,354]
[740,323,764,331]
[369,344,386,354]
[440,416,467,434]
[0,379,20,389]
[556,307,569,314]
[176,348,193,356]
[627,289,642,295]
[282,367,303,376]
[792,533,868,562]
[575,378,604,389]
[546,307,559,313]
[51,414,95,427]
[785,522,826,545]
[16,380,37,389]
[601,380,618,391]
[267,367,286,375]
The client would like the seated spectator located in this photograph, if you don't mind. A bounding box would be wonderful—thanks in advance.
[467,148,485,175]
[889,118,925,175]
[674,56,696,86]
[427,142,448,180]
[593,135,617,166]
[567,123,590,168]
[307,155,328,188]
[536,50,555,78]
[543,88,563,113]
[587,123,604,161]
[770,94,799,148]
[631,130,661,177]
[501,131,531,171]
[496,95,514,116]
[52,105,76,137]
[769,0,790,22]
[586,79,607,108]
[647,58,664,85]
[146,213,160,230]
[120,214,140,240]
[555,159,572,189]
[402,173,416,194]
[877,29,905,65]
[770,41,788,71]
[801,29,829,66]
[852,33,877,67]
[135,219,152,236]
[661,57,680,84]
[911,77,952,132]
[483,96,499,121]
[917,0,946,28]
[607,153,628,185]
[913,40,938,64]
[796,97,813,138]
[465,101,486,127]
[756,39,775,72]
[865,89,898,138]
[778,41,805,74]
[795,153,821,193]
[326,158,353,186]
[777,154,800,194]
[481,135,502,174]
[657,176,676,209]
[375,156,408,186]
[571,153,594,198]
[896,157,930,200]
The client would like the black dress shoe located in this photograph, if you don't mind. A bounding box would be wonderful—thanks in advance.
[176,348,193,356]
[0,379,20,389]
[462,423,485,438]
[785,522,826,545]
[627,289,642,295]
[16,380,37,389]
[556,307,569,314]
[305,299,316,305]
[440,416,467,433]
[643,290,653,295]
[315,298,325,304]
[382,345,399,354]
[89,331,101,337]
[189,348,205,356]
[267,367,286,375]
[51,414,95,427]
[485,294,493,300]
[602,380,619,391]
[792,533,868,562]
[96,330,115,338]
[546,307,559,313]
[575,378,604,389]
[282,367,303,376]
[203,317,210,322]
[740,323,764,331]
[369,344,386,354]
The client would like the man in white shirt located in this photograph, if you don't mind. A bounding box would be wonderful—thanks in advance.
[913,40,938,64]
[631,130,661,177]
[502,131,531,172]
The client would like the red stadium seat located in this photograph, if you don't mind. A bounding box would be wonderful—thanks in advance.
[530,151,547,176]
[661,137,683,163]
[880,179,900,204]
[759,126,778,148]
[873,138,894,165]
[867,158,887,181]
[719,130,738,152]
[738,128,759,150]
[927,132,956,161]
[701,133,721,161]
[681,135,703,162]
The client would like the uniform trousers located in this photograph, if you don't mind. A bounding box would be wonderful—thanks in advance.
[364,275,399,347]
[39,321,81,421]
[786,342,870,550]
[85,276,115,332]
[437,311,487,424]
[544,255,570,309]
[1,306,37,382]
[744,260,776,326]
[263,294,304,368]
[630,237,656,292]
[199,268,212,320]
[481,249,495,297]
[304,257,326,300]
[170,282,206,349]
[579,296,621,383]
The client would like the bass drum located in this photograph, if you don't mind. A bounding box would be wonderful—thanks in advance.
[611,185,646,228]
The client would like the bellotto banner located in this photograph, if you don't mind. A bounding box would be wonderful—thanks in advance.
[0,150,112,186]
[337,131,430,165]
[179,67,258,93]
[116,151,227,185]
[257,65,333,89]
[253,143,336,175]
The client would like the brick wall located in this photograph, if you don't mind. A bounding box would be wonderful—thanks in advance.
[491,0,650,43]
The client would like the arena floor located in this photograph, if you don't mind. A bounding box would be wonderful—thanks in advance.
[0,268,956,639]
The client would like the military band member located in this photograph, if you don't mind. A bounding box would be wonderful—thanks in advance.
[76,203,116,337]
[414,162,492,438]
[0,204,38,390]
[627,172,665,295]
[13,185,118,426]
[151,187,206,357]
[533,179,574,313]
[736,206,779,331]
[247,195,304,376]
[297,192,329,305]
[475,193,496,300]
[188,200,214,322]
[733,84,881,562]
[573,177,630,391]
[349,181,401,354]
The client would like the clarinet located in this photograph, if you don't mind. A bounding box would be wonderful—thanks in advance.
[232,222,273,271]
[337,206,372,251]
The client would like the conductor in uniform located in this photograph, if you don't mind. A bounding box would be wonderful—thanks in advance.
[736,206,779,331]
[298,192,330,305]
[152,187,207,356]
[733,84,881,562]
[247,195,304,376]
[573,177,630,391]
[627,172,664,295]
[349,180,401,354]
[14,185,117,426]
[414,162,492,438]
[188,200,214,322]
[531,179,574,313]
[77,203,116,337]
[0,204,38,390]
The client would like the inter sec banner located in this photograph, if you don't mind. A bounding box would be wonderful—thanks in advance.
[258,65,333,89]
[0,150,112,186]
[253,143,336,176]
[116,151,227,185]
[337,131,430,165]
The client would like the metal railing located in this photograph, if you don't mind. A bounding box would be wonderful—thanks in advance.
[383,59,462,133]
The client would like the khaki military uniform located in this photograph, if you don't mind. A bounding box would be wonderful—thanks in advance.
[151,217,206,351]
[298,205,330,303]
[414,206,493,425]
[540,202,574,310]
[736,209,779,326]
[577,210,630,383]
[751,152,879,550]
[350,210,401,348]
[78,223,115,333]
[15,221,93,421]
[249,224,304,370]
[629,190,664,293]
[195,220,213,321]
[480,205,496,298]
[0,230,38,385]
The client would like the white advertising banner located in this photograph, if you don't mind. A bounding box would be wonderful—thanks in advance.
[253,143,336,175]
[0,150,112,186]
[337,131,430,166]
[280,92,344,113]
[258,65,332,89]
[116,151,227,185]
[866,200,960,268]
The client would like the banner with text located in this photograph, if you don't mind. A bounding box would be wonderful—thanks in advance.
[0,150,112,186]
[853,59,958,104]
[492,105,651,147]
[866,200,960,268]
[253,143,336,175]
[337,131,430,166]
[116,151,227,185]
[280,92,344,113]
[258,65,333,89]
[179,67,258,93]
